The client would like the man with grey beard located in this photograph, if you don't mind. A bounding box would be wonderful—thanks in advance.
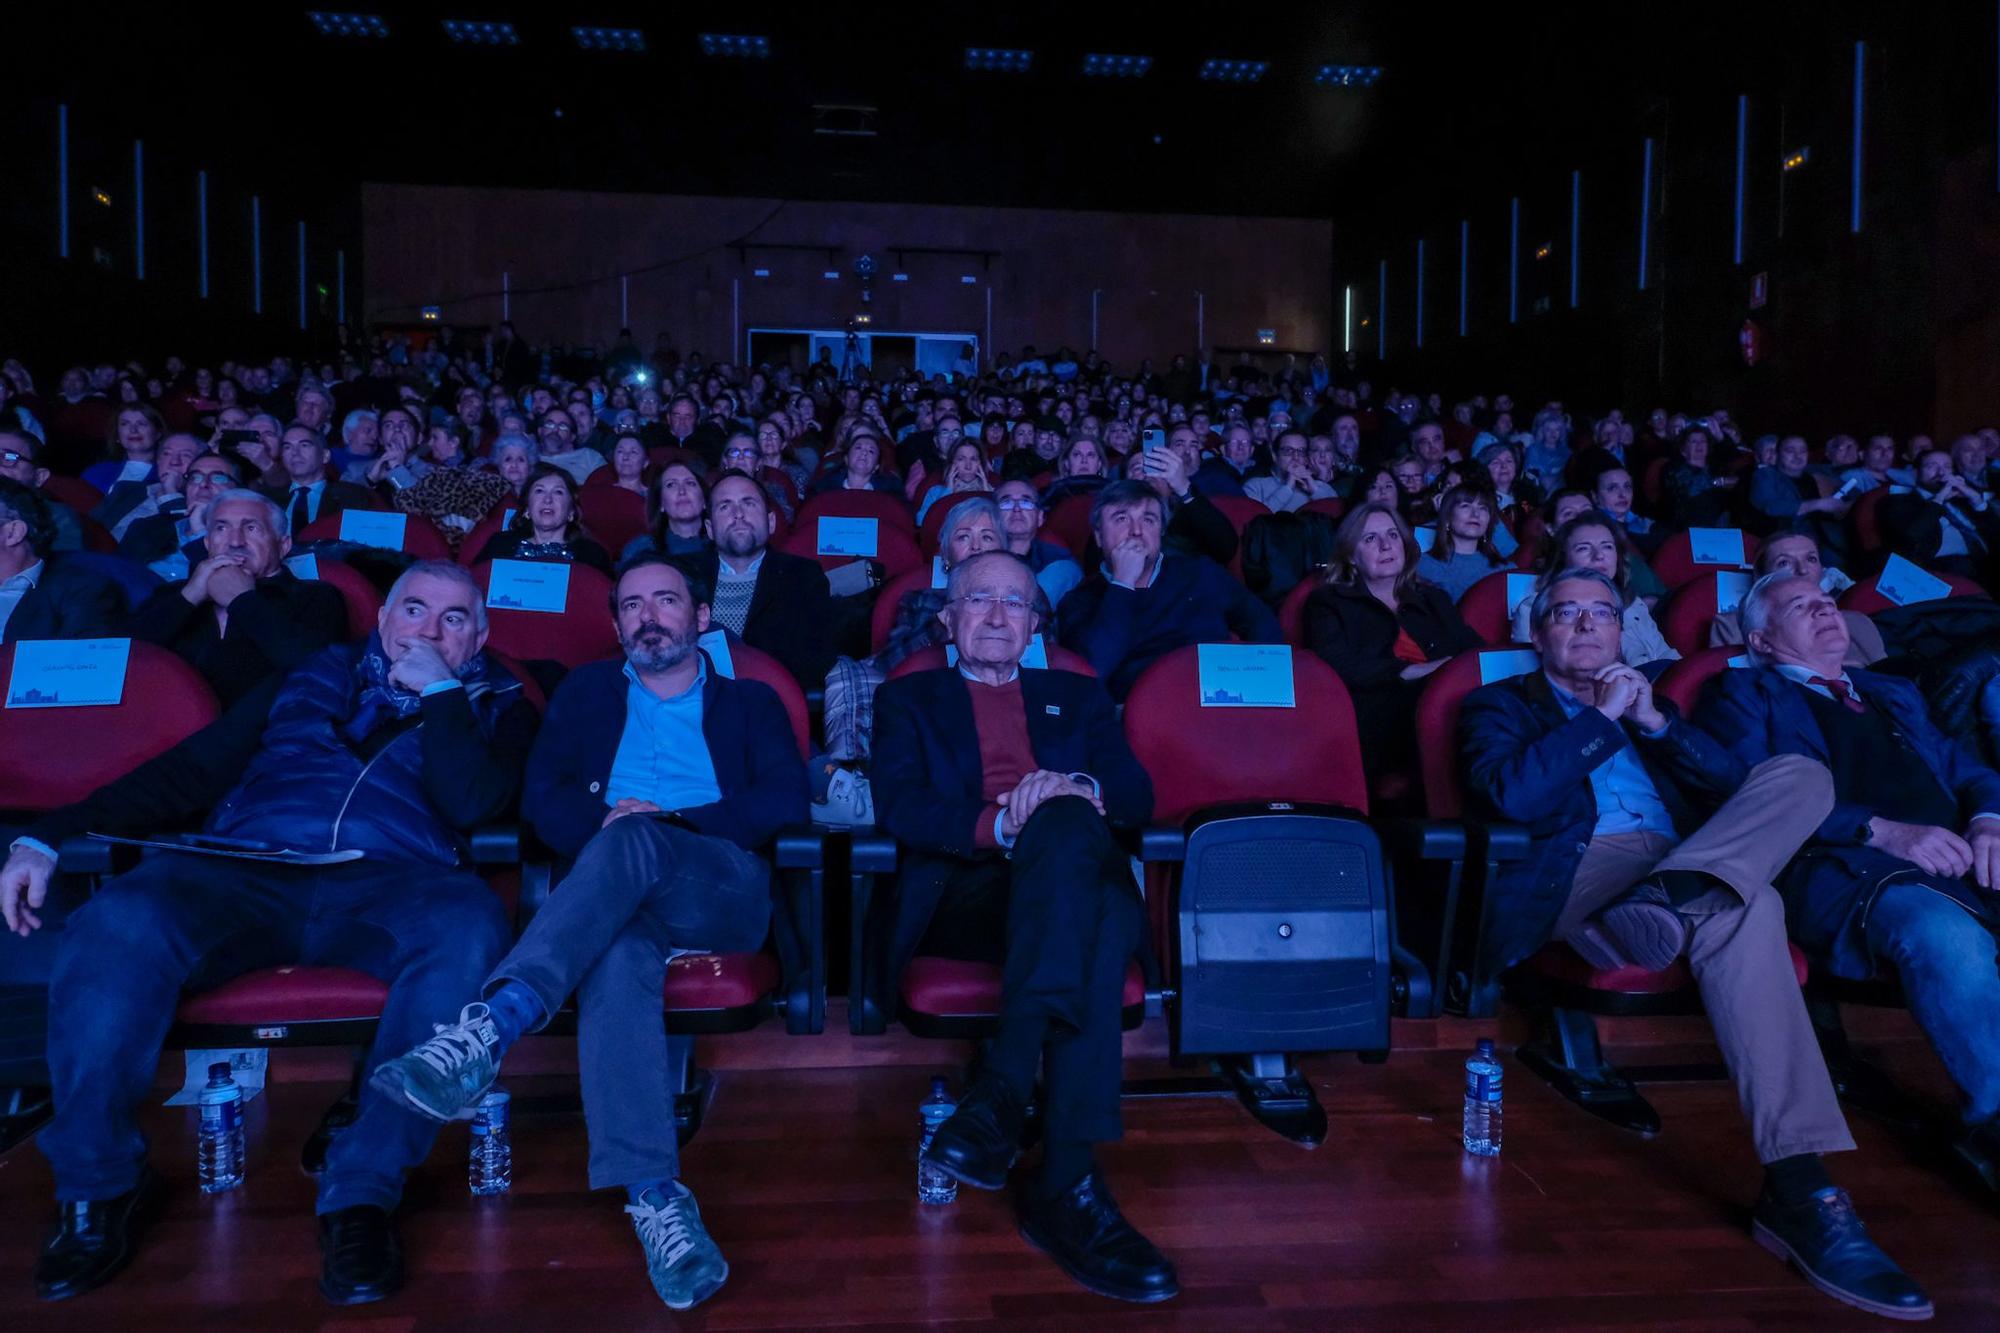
[370,552,807,1312]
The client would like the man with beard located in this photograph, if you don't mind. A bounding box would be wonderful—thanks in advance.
[370,553,807,1313]
[690,470,835,691]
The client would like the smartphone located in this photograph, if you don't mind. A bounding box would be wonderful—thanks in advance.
[216,428,261,449]
[1142,428,1166,453]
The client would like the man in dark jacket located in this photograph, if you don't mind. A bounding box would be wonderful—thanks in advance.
[116,449,241,574]
[1,561,536,1305]
[126,490,348,706]
[1700,572,2000,1189]
[0,479,124,645]
[1057,481,1280,701]
[1459,568,1930,1321]
[260,425,379,536]
[873,550,1175,1304]
[690,470,834,691]
[370,553,805,1313]
[1879,448,2000,585]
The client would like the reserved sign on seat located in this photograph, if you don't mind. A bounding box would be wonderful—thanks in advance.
[1197,643,1295,708]
[338,510,409,550]
[816,516,879,558]
[487,559,571,613]
[6,637,132,709]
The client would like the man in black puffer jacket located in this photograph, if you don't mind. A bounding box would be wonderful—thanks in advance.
[1,560,538,1307]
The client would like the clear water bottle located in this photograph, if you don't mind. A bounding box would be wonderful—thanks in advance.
[1463,1037,1504,1157]
[916,1076,958,1205]
[196,1061,246,1193]
[469,1089,512,1196]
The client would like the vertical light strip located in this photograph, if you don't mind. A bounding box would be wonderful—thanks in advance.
[1569,170,1581,308]
[1415,238,1425,348]
[621,274,630,328]
[336,249,346,325]
[1458,219,1469,337]
[1507,197,1520,324]
[1639,137,1654,291]
[196,171,209,298]
[1851,41,1867,233]
[133,141,145,279]
[297,221,307,331]
[251,195,262,314]
[1377,259,1387,359]
[57,104,69,259]
[1733,94,1748,263]
[502,270,510,321]
[1343,285,1353,353]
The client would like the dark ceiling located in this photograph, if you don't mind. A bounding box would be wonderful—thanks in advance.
[17,0,1986,232]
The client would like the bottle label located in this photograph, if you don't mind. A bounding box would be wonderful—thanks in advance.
[1466,1071,1502,1103]
[202,1100,241,1133]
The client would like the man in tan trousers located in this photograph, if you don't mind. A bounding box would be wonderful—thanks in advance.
[1458,567,1933,1322]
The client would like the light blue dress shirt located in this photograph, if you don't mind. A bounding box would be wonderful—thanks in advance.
[606,659,722,811]
[1551,680,1678,841]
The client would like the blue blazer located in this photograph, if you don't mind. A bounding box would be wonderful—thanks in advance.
[523,652,808,862]
[1458,670,1746,1006]
[870,666,1153,1001]
[1698,665,2000,974]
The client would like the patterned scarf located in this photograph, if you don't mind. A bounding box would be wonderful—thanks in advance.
[342,632,507,743]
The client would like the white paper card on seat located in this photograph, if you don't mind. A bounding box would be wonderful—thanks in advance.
[338,509,408,550]
[284,553,320,581]
[487,559,570,613]
[931,556,948,588]
[1197,642,1295,708]
[1714,570,1753,614]
[1727,654,1754,668]
[816,516,879,558]
[1688,527,1746,567]
[166,1048,266,1107]
[6,637,132,709]
[1477,648,1541,685]
[1875,553,1953,607]
[1505,572,1538,616]
[699,629,735,678]
[947,635,1048,669]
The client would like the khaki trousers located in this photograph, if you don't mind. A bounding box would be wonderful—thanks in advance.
[1558,754,1855,1162]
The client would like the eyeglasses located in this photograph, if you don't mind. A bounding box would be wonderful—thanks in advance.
[0,450,32,466]
[186,470,237,486]
[996,498,1039,511]
[1548,602,1620,625]
[956,592,1035,617]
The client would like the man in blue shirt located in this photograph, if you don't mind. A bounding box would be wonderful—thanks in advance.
[1459,568,1931,1321]
[371,553,807,1313]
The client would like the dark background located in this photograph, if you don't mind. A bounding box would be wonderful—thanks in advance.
[4,2,1997,434]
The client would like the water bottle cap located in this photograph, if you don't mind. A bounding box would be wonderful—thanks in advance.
[208,1061,233,1080]
[481,1089,512,1107]
[929,1075,948,1095]
[1476,1038,1495,1056]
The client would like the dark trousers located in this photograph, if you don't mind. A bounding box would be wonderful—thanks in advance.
[41,853,510,1213]
[490,816,771,1190]
[921,797,1143,1145]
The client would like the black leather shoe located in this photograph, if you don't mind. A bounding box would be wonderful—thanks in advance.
[1752,1186,1932,1321]
[300,1090,361,1176]
[1570,882,1687,972]
[1018,1171,1179,1304]
[34,1166,165,1301]
[318,1205,404,1305]
[922,1076,1025,1191]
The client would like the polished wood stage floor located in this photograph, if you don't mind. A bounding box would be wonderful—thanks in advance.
[2,1005,1997,1330]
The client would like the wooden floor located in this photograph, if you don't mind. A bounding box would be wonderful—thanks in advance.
[3,1006,1998,1330]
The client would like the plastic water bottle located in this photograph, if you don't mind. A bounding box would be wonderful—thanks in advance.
[916,1076,958,1205]
[469,1090,513,1196]
[196,1061,246,1193]
[1463,1037,1504,1157]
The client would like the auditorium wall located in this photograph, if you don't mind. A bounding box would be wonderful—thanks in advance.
[359,184,1335,370]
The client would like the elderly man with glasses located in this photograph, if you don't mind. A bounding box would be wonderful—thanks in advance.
[871,548,1175,1304]
[1455,566,1930,1321]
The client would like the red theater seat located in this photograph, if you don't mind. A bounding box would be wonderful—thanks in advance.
[778,515,924,581]
[576,485,649,556]
[795,488,916,535]
[665,951,783,1013]
[1043,493,1096,557]
[175,966,387,1028]
[1838,568,1987,615]
[471,559,619,669]
[1849,486,1888,554]
[1278,576,1318,647]
[723,639,812,759]
[41,475,105,514]
[299,510,454,561]
[869,567,938,654]
[899,957,1145,1037]
[1658,573,1729,657]
[1648,529,1761,592]
[1654,646,1742,716]
[312,559,384,641]
[1456,570,1524,646]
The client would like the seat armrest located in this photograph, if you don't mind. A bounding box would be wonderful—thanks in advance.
[849,832,899,874]
[1377,817,1467,862]
[1467,821,1531,863]
[772,824,826,1035]
[468,824,521,866]
[55,836,117,877]
[1139,825,1186,863]
[774,826,825,869]
[846,834,891,1035]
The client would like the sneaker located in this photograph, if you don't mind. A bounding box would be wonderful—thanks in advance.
[367,1003,502,1124]
[810,767,875,828]
[626,1183,729,1311]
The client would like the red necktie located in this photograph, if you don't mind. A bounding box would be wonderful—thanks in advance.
[1811,676,1866,714]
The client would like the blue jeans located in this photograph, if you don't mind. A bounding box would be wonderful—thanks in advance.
[1866,882,2000,1126]
[40,853,509,1213]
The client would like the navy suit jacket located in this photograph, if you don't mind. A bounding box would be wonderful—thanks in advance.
[2,558,125,645]
[1699,665,2000,973]
[871,666,1153,997]
[522,652,808,862]
[1458,670,1746,1005]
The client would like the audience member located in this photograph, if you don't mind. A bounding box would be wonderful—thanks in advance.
[1512,513,1678,668]
[1458,568,1930,1320]
[118,450,241,575]
[1750,436,1853,561]
[369,553,804,1313]
[1192,424,1258,497]
[1304,503,1481,779]
[995,478,1084,607]
[1707,533,1881,661]
[916,440,995,521]
[475,464,613,574]
[263,425,377,536]
[1058,481,1280,701]
[3,562,537,1304]
[0,428,85,552]
[1703,573,2000,1196]
[628,461,713,561]
[0,479,123,645]
[1880,448,2000,584]
[811,432,900,496]
[1244,429,1339,512]
[873,549,1175,1302]
[691,471,835,691]
[1416,486,1510,600]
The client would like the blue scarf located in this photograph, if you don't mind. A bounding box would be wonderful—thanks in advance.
[342,632,506,743]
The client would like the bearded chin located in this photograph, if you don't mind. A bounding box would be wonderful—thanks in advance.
[623,624,700,673]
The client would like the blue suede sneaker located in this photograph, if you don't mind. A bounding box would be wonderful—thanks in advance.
[626,1183,729,1311]
[367,1003,502,1124]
